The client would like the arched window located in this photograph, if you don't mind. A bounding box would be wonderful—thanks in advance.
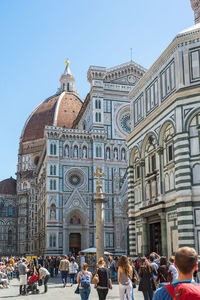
[50,179,56,190]
[83,122,86,130]
[95,99,101,109]
[193,164,200,184]
[8,230,12,245]
[50,165,56,175]
[53,165,56,175]
[189,112,200,156]
[49,234,56,247]
[96,145,102,158]
[95,112,101,122]
[50,143,57,155]
[50,235,52,247]
[163,124,174,165]
[8,206,13,217]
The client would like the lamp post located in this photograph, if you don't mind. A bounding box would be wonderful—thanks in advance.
[93,167,107,261]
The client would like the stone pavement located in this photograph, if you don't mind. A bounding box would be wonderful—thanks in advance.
[0,277,144,300]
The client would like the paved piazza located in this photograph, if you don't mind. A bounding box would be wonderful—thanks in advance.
[0,278,144,300]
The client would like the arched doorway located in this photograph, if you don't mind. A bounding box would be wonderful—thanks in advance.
[69,233,81,255]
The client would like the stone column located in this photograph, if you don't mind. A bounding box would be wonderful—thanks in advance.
[142,218,148,255]
[160,213,168,257]
[93,167,107,262]
[127,165,136,256]
[174,132,194,249]
[96,201,104,260]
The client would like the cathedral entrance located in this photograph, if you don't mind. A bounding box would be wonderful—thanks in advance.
[149,222,162,254]
[69,233,81,255]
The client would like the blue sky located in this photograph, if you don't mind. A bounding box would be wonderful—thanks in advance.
[0,0,193,181]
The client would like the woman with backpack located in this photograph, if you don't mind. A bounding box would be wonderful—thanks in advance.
[93,257,112,300]
[156,256,173,288]
[77,262,92,300]
[138,257,155,300]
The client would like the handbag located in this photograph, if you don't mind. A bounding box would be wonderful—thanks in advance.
[92,273,99,285]
[74,284,80,294]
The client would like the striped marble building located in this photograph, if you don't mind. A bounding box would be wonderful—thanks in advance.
[127,4,200,257]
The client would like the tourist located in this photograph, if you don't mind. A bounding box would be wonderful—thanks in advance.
[77,262,92,300]
[169,256,178,282]
[153,247,200,299]
[59,255,70,287]
[0,262,9,288]
[94,257,112,300]
[129,258,139,288]
[138,257,155,300]
[55,256,60,277]
[149,253,158,282]
[27,260,35,277]
[38,264,50,293]
[110,256,117,281]
[49,256,55,277]
[69,256,78,286]
[118,255,133,300]
[156,256,173,287]
[19,258,29,295]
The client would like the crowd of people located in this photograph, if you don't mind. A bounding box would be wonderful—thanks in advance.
[0,247,200,299]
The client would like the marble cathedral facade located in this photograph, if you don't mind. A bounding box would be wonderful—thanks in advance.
[127,3,200,257]
[17,60,146,256]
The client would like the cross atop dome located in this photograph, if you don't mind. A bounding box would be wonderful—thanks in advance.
[190,0,200,24]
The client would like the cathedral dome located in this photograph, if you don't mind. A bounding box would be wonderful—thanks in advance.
[21,61,83,142]
[0,177,16,195]
[21,92,83,142]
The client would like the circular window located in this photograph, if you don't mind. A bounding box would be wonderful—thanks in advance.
[69,174,81,186]
[120,114,131,134]
[65,168,86,190]
[116,105,131,136]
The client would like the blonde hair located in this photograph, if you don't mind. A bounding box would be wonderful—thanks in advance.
[119,255,131,276]
[98,257,105,266]
[82,263,88,271]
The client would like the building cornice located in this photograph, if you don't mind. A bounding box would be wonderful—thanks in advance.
[129,26,200,100]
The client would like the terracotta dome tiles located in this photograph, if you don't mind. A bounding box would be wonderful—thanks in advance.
[0,177,16,195]
[22,93,82,142]
[56,94,82,128]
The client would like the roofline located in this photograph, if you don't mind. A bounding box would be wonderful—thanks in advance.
[129,24,200,99]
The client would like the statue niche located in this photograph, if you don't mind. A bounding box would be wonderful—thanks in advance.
[50,204,56,220]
